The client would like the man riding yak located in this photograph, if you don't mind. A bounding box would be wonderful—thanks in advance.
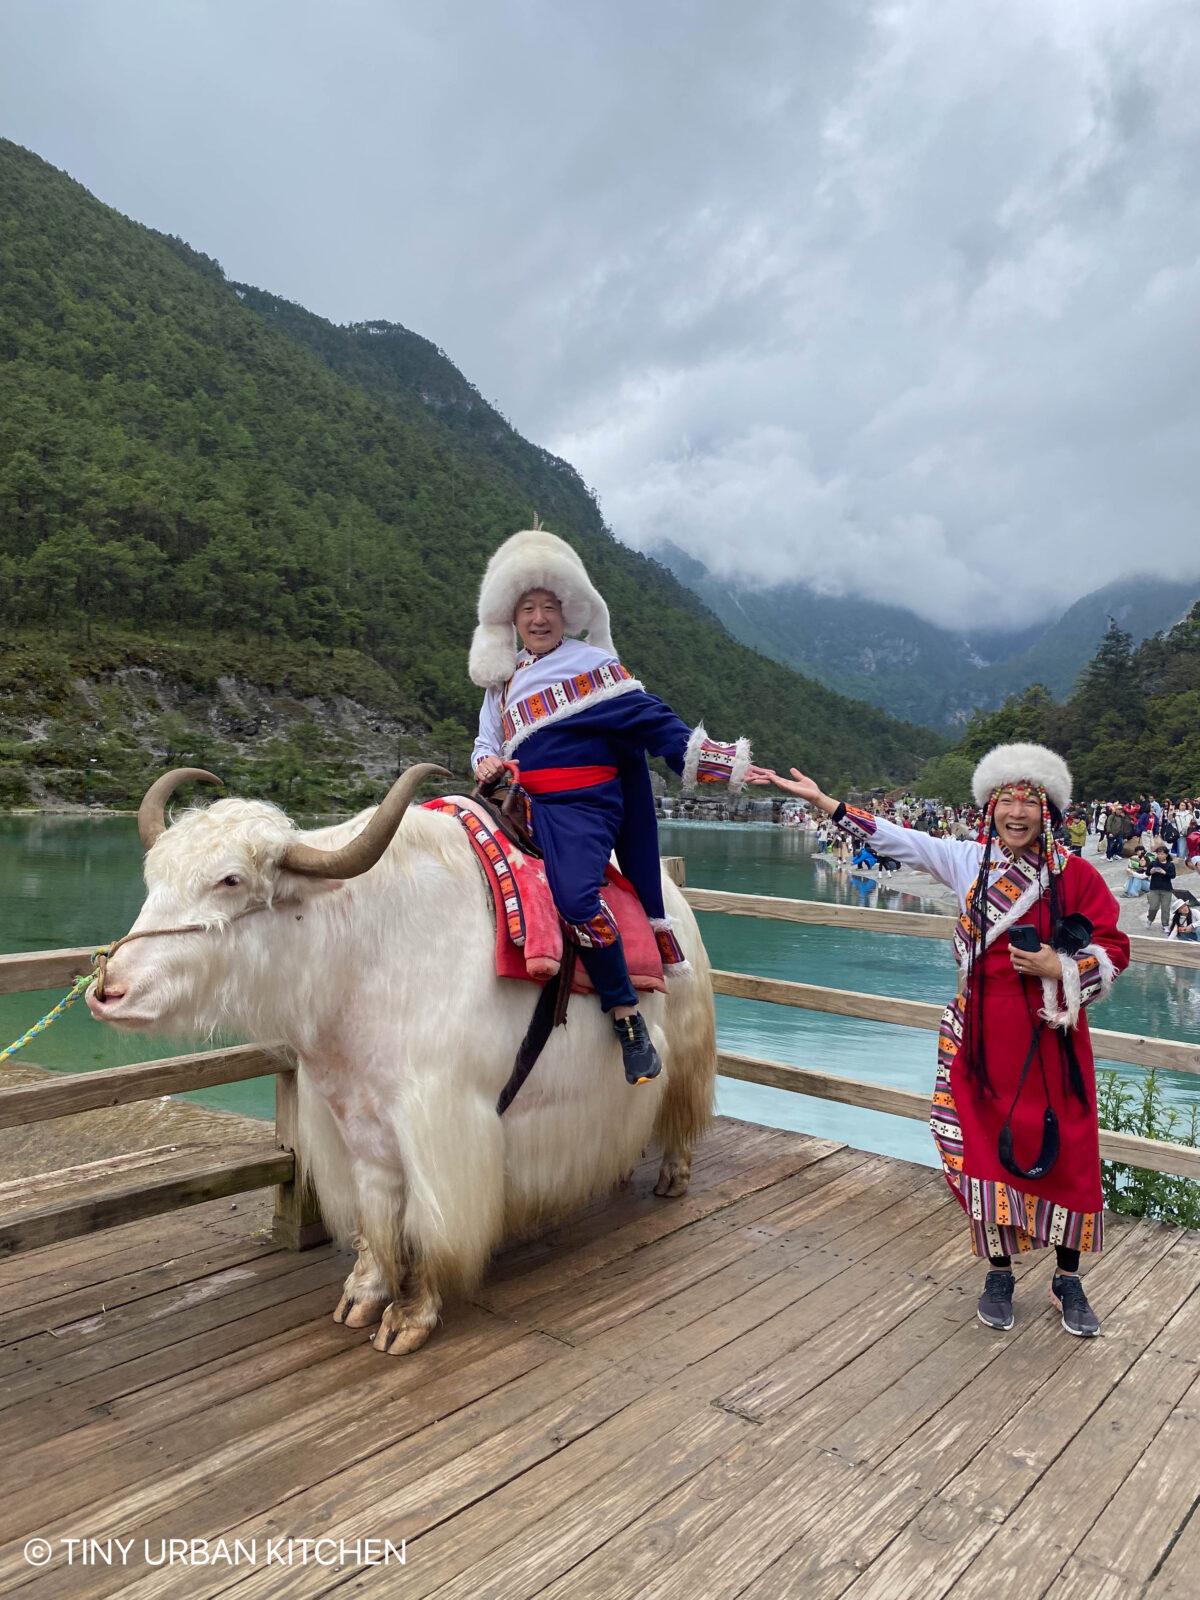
[470,527,770,1084]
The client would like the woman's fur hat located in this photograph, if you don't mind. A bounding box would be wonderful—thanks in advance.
[972,742,1072,812]
[468,528,616,688]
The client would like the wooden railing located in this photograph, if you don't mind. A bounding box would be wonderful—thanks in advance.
[1,858,1196,1258]
[0,944,320,1257]
[669,872,1200,1183]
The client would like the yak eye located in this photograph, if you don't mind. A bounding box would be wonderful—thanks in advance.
[219,875,241,889]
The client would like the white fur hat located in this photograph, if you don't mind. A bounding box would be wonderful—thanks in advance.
[972,742,1072,812]
[468,528,616,688]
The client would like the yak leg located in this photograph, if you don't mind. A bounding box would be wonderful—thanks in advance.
[334,1235,390,1328]
[373,1260,441,1356]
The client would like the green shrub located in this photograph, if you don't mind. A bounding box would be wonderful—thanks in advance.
[1097,1069,1200,1229]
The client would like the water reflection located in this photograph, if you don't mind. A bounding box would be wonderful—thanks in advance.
[2,816,1196,1156]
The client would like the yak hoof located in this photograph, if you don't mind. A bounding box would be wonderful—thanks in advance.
[334,1290,388,1328]
[654,1155,691,1199]
[372,1302,436,1356]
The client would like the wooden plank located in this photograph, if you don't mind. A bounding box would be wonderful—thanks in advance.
[711,968,1200,1077]
[1044,1372,1200,1599]
[0,1045,286,1129]
[685,886,957,939]
[937,1268,1200,1600]
[0,1232,281,1347]
[271,1069,327,1250]
[0,1319,549,1562]
[719,1048,931,1120]
[0,944,97,995]
[661,855,685,887]
[718,1049,1200,1180]
[0,1144,294,1256]
[0,1271,346,1441]
[0,1193,273,1311]
[683,886,1200,969]
[478,1135,845,1315]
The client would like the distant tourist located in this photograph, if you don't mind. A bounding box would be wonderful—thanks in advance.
[768,744,1129,1339]
[1169,903,1197,942]
[1145,847,1177,932]
[1067,812,1087,855]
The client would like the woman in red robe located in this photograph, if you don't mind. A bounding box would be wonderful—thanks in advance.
[770,744,1130,1338]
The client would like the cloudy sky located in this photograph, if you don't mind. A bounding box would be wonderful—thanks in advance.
[4,0,1199,628]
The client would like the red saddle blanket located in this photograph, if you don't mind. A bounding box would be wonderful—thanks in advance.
[423,795,668,995]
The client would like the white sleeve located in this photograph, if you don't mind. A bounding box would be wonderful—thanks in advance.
[471,688,503,769]
[835,807,981,902]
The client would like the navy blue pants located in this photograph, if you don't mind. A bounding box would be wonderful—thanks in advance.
[529,777,664,1012]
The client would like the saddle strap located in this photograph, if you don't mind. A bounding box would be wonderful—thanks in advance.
[496,945,578,1116]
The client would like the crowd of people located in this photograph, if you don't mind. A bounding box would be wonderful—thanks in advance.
[812,790,1199,940]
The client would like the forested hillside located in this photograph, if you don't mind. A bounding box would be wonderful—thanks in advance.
[917,605,1200,802]
[0,139,942,808]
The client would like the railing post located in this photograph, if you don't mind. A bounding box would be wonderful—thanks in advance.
[662,855,686,887]
[273,1066,328,1250]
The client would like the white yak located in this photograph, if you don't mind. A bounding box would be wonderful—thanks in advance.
[88,766,716,1353]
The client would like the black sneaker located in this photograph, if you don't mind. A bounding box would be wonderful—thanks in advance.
[1052,1273,1100,1337]
[612,1012,661,1085]
[977,1269,1015,1330]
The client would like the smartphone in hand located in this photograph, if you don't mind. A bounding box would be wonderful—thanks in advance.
[1008,923,1041,953]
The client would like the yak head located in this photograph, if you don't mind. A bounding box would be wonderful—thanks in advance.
[86,764,447,1041]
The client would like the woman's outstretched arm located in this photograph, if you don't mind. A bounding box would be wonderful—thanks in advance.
[767,768,979,898]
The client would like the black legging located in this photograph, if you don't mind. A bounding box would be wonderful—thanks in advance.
[990,1247,1080,1273]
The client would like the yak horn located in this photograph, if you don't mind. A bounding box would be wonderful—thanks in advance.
[138,768,225,851]
[279,764,450,879]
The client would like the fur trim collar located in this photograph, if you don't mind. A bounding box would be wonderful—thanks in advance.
[469,529,616,688]
[972,743,1072,811]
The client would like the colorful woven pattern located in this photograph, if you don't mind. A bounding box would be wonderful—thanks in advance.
[1077,950,1104,1005]
[840,805,878,838]
[424,799,526,948]
[562,901,620,949]
[933,996,1102,1258]
[501,662,634,748]
[694,738,739,784]
[653,925,687,967]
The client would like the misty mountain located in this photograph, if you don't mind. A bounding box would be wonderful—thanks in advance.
[655,544,1200,729]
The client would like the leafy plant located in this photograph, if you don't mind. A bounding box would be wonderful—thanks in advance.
[1097,1068,1200,1229]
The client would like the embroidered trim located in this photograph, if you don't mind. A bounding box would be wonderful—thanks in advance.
[953,856,1048,969]
[501,669,643,757]
[562,901,620,949]
[1079,942,1116,1001]
[681,725,752,791]
[934,996,1102,1257]
[422,797,526,948]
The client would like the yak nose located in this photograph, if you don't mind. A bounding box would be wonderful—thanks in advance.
[87,979,127,1013]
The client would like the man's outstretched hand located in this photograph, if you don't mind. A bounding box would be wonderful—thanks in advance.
[743,764,775,786]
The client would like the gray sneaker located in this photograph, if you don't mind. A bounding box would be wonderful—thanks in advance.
[977,1269,1015,1330]
[1052,1273,1100,1337]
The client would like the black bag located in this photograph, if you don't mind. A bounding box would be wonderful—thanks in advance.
[997,912,1093,1180]
[998,1023,1059,1180]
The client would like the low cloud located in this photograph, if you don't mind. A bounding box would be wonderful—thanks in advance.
[3,0,1199,627]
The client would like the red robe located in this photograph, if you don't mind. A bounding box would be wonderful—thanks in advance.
[934,853,1130,1255]
[834,804,1130,1258]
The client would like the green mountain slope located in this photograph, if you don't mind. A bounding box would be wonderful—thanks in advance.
[0,139,942,807]
[918,607,1200,802]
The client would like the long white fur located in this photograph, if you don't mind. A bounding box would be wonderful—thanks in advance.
[972,743,1072,811]
[99,796,715,1300]
[469,529,617,687]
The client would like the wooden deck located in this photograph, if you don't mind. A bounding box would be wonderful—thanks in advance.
[1,1118,1197,1600]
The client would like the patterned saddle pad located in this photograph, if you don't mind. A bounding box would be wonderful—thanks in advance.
[422,795,670,996]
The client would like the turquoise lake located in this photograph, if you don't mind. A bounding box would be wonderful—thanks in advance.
[3,815,1198,1167]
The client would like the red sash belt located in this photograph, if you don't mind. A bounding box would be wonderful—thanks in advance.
[518,764,618,795]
